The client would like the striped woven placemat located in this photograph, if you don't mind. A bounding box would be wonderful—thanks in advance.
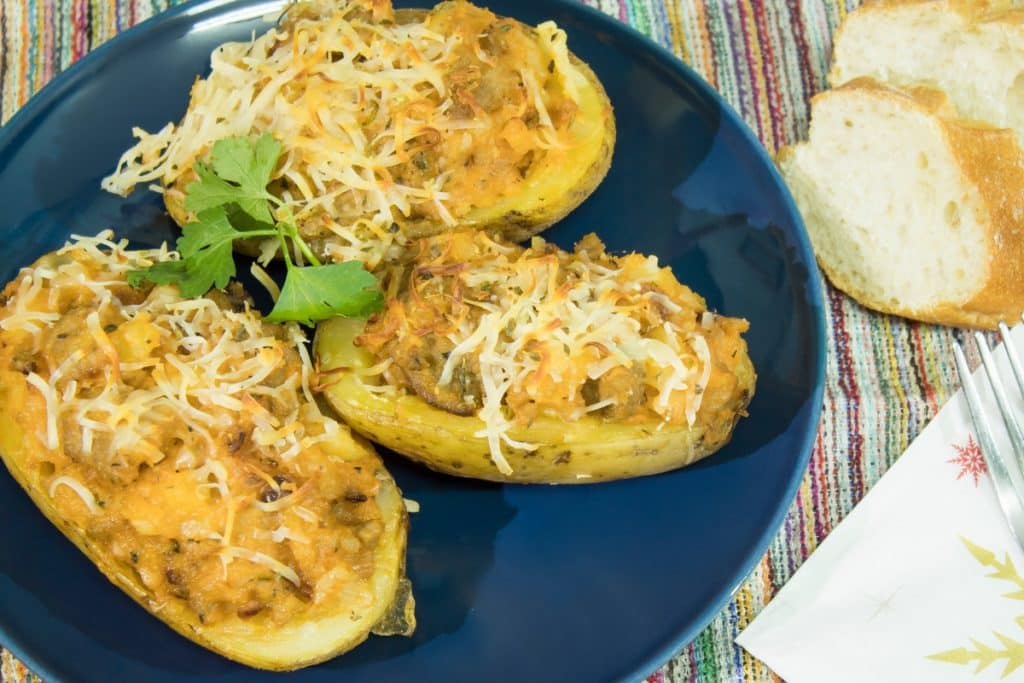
[0,0,979,680]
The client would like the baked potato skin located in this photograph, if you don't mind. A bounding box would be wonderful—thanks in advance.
[0,390,410,669]
[0,247,414,671]
[314,317,755,484]
[162,4,616,252]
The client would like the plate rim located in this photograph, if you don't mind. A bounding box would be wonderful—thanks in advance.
[0,0,827,680]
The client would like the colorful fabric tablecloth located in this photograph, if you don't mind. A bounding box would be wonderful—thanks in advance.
[0,0,976,680]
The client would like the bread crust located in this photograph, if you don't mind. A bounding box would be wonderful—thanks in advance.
[943,119,1024,327]
[780,79,1024,329]
[792,0,1024,329]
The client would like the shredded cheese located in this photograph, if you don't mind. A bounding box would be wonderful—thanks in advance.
[361,232,730,473]
[249,262,280,301]
[220,546,302,586]
[255,524,312,545]
[0,231,362,604]
[291,505,319,523]
[25,372,60,450]
[48,475,100,514]
[100,0,584,269]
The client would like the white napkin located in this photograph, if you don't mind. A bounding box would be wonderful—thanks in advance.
[737,324,1024,682]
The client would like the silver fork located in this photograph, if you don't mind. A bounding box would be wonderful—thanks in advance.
[954,317,1024,544]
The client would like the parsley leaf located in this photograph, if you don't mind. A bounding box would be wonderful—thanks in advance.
[130,134,384,325]
[128,260,188,288]
[130,208,258,297]
[267,262,384,326]
[174,208,246,296]
[127,257,219,298]
[178,208,245,260]
[184,133,280,224]
[211,133,281,192]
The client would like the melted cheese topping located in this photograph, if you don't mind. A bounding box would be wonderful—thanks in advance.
[101,0,586,268]
[359,232,743,474]
[0,231,388,627]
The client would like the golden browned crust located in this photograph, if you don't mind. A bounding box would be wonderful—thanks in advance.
[162,2,615,261]
[488,57,616,242]
[0,248,413,670]
[942,120,1024,326]
[316,318,754,484]
[326,351,753,484]
[314,231,754,484]
[0,421,412,670]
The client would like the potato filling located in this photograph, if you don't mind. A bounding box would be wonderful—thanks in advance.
[356,231,752,474]
[0,233,390,628]
[101,0,592,267]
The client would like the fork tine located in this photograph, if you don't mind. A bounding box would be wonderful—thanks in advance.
[955,341,1024,544]
[975,331,1024,483]
[999,321,1024,399]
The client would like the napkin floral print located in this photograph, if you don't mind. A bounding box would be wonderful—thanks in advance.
[928,538,1024,677]
[932,433,1022,677]
[948,436,987,487]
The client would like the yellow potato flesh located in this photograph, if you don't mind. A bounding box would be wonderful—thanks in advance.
[315,317,755,484]
[461,58,616,241]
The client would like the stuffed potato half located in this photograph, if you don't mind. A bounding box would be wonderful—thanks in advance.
[103,0,615,269]
[315,232,756,484]
[0,235,413,670]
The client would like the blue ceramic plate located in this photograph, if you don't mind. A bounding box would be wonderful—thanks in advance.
[0,2,824,681]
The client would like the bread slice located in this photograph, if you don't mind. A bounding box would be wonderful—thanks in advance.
[829,0,1024,143]
[778,79,1024,329]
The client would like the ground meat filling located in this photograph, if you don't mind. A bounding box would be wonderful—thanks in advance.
[0,238,390,629]
[358,231,751,448]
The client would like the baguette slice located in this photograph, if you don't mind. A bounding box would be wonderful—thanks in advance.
[830,0,1024,143]
[778,79,1024,328]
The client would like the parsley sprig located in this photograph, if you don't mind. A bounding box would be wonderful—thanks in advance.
[128,134,383,325]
